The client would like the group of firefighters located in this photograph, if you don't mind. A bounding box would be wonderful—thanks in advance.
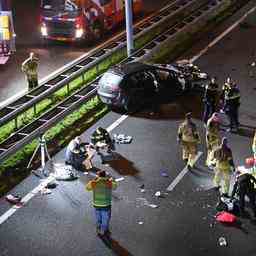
[177,76,256,217]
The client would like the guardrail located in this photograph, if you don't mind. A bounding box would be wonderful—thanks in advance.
[0,0,234,163]
[0,0,208,132]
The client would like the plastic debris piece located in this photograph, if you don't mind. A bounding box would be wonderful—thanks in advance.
[140,184,145,189]
[161,171,169,177]
[148,204,158,208]
[218,237,227,246]
[138,221,144,225]
[251,62,256,67]
[216,211,237,223]
[155,191,161,197]
[140,189,146,193]
[115,177,125,182]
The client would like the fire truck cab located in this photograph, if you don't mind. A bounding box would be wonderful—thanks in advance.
[0,0,15,64]
[40,0,142,42]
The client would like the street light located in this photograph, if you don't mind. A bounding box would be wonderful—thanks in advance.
[125,0,134,57]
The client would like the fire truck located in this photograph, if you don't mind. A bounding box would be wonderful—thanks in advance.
[40,0,142,42]
[0,0,15,64]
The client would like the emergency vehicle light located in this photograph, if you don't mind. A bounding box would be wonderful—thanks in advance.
[75,28,83,38]
[41,23,48,36]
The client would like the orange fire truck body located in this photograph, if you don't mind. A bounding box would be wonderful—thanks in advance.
[40,0,142,42]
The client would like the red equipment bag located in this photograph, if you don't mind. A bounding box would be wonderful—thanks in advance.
[215,211,237,223]
[245,157,256,167]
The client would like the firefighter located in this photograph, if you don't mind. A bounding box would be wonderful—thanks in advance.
[213,137,235,195]
[205,112,221,168]
[21,52,39,90]
[231,170,256,217]
[224,80,241,132]
[177,112,200,169]
[202,77,219,124]
[86,170,117,236]
[90,127,114,164]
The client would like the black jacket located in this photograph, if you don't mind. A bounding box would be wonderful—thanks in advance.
[231,173,256,197]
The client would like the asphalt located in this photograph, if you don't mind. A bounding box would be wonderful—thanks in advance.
[0,0,170,104]
[0,1,256,256]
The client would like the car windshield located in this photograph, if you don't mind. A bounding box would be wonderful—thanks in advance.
[41,0,81,12]
[100,72,123,91]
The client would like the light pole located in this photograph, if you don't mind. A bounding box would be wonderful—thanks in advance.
[125,0,134,56]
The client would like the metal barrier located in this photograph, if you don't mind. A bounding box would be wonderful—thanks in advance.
[0,0,233,163]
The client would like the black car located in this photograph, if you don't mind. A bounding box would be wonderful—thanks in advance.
[97,61,207,112]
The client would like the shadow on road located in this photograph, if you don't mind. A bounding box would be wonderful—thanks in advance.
[100,236,134,256]
[107,153,140,177]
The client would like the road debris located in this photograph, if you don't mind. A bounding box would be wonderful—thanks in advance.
[5,194,22,206]
[218,237,227,246]
[115,177,125,182]
[155,191,161,197]
[160,171,169,177]
[138,221,144,225]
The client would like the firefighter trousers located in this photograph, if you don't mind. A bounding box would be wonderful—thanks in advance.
[213,168,231,194]
[206,140,219,167]
[181,141,197,167]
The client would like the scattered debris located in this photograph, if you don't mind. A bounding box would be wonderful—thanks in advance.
[140,189,146,193]
[138,221,144,225]
[113,134,133,144]
[160,171,169,177]
[46,180,58,189]
[251,62,256,67]
[115,177,125,182]
[140,184,145,192]
[155,191,161,197]
[51,164,78,181]
[5,194,22,205]
[148,204,158,208]
[140,184,145,189]
[218,237,227,247]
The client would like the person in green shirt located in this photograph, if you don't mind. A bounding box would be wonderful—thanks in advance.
[86,170,117,236]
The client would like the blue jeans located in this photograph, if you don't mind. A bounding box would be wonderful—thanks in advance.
[94,207,111,233]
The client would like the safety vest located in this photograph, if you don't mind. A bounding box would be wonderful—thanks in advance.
[178,121,199,143]
[253,131,256,153]
[86,177,117,207]
[204,82,218,104]
[224,87,240,105]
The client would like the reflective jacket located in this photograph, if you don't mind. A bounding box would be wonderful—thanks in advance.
[91,128,111,145]
[86,177,117,207]
[178,120,200,143]
[21,57,39,80]
[214,145,234,171]
[224,87,240,107]
[206,118,220,147]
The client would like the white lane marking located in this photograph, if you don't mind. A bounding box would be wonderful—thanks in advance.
[0,89,27,108]
[0,176,55,225]
[166,151,203,191]
[0,114,128,225]
[190,5,256,63]
[107,115,128,132]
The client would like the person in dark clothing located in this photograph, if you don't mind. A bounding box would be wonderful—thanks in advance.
[231,171,256,217]
[203,77,219,124]
[224,81,240,132]
[90,127,115,164]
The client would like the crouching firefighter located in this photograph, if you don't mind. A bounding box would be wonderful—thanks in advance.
[65,136,93,172]
[213,137,235,195]
[178,112,200,169]
[231,171,256,217]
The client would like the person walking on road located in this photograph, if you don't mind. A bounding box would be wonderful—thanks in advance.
[202,77,219,124]
[231,171,256,217]
[223,79,241,132]
[21,52,39,90]
[213,137,235,195]
[86,170,117,237]
[178,112,200,169]
[205,112,221,169]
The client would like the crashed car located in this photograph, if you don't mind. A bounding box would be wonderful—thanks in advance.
[97,61,208,112]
